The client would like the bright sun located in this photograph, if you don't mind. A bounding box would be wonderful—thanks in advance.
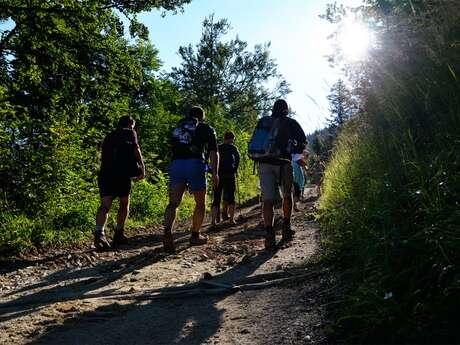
[339,18,372,61]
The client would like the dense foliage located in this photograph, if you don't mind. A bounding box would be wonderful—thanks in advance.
[0,0,192,255]
[0,3,282,256]
[320,1,460,343]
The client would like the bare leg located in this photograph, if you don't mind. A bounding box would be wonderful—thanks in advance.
[281,193,295,240]
[211,205,219,226]
[228,204,236,223]
[192,190,206,233]
[263,200,275,228]
[117,196,130,226]
[164,183,186,231]
[96,196,113,227]
[222,201,229,219]
[282,193,293,220]
[293,195,300,211]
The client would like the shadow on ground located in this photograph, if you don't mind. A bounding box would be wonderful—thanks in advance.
[29,249,275,345]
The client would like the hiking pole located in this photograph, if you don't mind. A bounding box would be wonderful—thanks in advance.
[236,173,242,219]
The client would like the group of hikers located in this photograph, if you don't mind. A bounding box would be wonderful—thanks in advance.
[93,99,307,253]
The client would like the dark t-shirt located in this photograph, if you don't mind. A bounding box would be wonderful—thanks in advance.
[171,120,218,160]
[218,143,240,175]
[100,128,139,175]
[260,116,307,164]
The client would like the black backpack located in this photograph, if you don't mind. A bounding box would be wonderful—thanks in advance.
[112,130,142,178]
[171,117,199,154]
[219,144,237,174]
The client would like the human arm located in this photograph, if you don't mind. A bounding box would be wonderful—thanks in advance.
[207,126,219,187]
[209,149,219,187]
[131,129,146,180]
[290,120,307,154]
[134,147,146,180]
[234,146,240,175]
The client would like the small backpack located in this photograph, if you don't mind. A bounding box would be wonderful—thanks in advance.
[219,144,238,174]
[248,116,283,161]
[171,117,199,154]
[112,130,142,178]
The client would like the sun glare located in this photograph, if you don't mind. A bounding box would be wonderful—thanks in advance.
[339,18,372,61]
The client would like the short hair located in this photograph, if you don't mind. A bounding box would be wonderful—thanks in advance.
[189,106,205,121]
[118,115,135,128]
[224,131,235,140]
[272,99,289,117]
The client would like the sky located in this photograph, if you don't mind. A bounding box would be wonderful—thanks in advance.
[139,0,364,134]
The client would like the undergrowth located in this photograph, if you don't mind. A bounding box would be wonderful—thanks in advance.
[319,2,460,343]
[0,163,258,258]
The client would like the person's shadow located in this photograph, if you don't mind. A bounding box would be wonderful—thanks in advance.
[27,245,275,345]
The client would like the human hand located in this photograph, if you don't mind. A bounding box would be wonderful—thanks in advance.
[134,168,146,181]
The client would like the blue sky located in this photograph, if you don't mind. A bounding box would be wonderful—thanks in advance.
[139,0,364,134]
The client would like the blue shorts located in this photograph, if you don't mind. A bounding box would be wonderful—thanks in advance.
[169,159,207,192]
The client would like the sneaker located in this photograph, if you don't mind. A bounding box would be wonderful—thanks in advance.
[190,233,208,246]
[282,221,295,241]
[228,219,237,226]
[163,230,175,253]
[112,231,128,248]
[264,227,276,250]
[94,233,111,251]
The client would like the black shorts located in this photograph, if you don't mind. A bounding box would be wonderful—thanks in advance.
[212,175,236,206]
[98,172,132,198]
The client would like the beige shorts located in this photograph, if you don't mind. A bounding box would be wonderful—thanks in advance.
[258,163,293,202]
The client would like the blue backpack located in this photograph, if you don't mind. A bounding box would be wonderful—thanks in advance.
[248,116,283,161]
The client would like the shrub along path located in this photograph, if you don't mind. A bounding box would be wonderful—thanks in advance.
[0,188,330,345]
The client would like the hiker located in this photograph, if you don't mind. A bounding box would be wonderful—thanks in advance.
[94,116,146,250]
[292,153,307,212]
[248,99,307,249]
[163,106,219,253]
[211,131,240,227]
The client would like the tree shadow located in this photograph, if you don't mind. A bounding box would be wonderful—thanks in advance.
[0,239,193,323]
[0,229,196,301]
[27,249,276,345]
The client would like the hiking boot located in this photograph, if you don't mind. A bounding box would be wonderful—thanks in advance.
[282,220,295,241]
[112,230,128,248]
[264,227,276,250]
[222,213,229,221]
[190,233,208,246]
[163,230,175,253]
[94,233,111,251]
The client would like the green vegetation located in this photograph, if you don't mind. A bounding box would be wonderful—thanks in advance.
[319,1,460,343]
[0,4,282,256]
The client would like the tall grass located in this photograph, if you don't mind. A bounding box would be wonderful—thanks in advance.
[320,2,460,343]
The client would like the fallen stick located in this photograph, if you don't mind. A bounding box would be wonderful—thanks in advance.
[0,269,321,309]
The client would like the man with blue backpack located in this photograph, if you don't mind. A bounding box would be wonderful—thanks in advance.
[248,99,307,249]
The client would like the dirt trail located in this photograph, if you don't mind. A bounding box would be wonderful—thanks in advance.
[0,187,329,345]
